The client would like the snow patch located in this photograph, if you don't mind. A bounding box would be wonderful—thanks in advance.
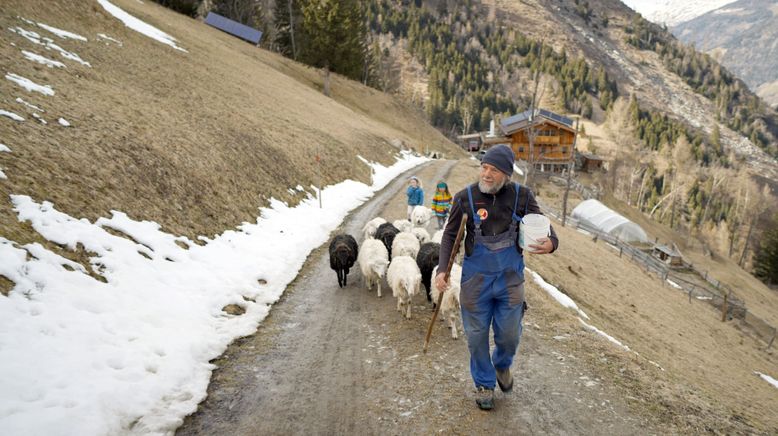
[579,317,630,351]
[8,26,91,67]
[34,21,88,41]
[97,33,123,46]
[97,0,187,52]
[15,97,44,112]
[527,267,589,319]
[21,50,66,68]
[57,118,71,127]
[0,151,426,434]
[32,113,47,125]
[755,372,778,390]
[0,169,6,179]
[5,73,54,96]
[666,279,682,289]
[0,109,25,122]
[0,143,10,153]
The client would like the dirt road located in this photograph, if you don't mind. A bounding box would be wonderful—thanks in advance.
[176,159,661,435]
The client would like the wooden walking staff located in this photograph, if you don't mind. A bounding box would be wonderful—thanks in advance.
[423,214,468,353]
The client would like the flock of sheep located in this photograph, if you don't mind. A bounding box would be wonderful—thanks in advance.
[328,205,463,339]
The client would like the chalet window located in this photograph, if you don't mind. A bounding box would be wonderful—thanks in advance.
[562,147,567,154]
[518,146,524,153]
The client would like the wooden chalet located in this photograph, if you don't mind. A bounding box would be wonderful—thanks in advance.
[499,109,577,173]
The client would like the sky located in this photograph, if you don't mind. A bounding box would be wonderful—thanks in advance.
[1,1,775,434]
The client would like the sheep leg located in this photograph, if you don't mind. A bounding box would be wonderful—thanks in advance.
[405,298,412,319]
[449,313,458,339]
[377,281,382,298]
[396,297,402,312]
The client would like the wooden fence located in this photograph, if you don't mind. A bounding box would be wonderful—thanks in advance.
[541,204,777,349]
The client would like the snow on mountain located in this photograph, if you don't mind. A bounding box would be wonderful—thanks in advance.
[621,0,739,26]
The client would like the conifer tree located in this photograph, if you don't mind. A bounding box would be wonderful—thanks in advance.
[301,0,368,81]
[754,213,778,285]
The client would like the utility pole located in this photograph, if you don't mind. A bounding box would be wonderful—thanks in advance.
[669,168,676,229]
[562,118,579,227]
[527,69,541,188]
[315,148,322,208]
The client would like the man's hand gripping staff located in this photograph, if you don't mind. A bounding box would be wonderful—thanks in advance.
[423,213,467,353]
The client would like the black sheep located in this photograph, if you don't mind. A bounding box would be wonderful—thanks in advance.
[329,234,358,288]
[416,242,441,302]
[375,222,400,260]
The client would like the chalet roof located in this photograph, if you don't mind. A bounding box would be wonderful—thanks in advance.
[481,133,511,145]
[500,109,575,135]
[579,152,606,161]
[457,133,482,140]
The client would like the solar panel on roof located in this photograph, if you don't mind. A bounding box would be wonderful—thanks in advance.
[205,12,263,45]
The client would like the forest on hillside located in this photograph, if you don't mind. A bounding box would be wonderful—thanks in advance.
[153,0,778,285]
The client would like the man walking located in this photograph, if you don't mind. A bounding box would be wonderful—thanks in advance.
[435,145,558,410]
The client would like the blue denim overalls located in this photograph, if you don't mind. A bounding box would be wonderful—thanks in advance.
[461,182,528,389]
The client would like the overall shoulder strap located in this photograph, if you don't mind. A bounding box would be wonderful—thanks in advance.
[466,183,481,225]
[512,182,523,222]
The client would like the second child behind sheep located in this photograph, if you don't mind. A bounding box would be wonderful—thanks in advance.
[406,176,424,220]
[431,181,452,229]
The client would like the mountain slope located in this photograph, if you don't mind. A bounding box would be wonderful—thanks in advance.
[0,0,463,248]
[673,0,778,108]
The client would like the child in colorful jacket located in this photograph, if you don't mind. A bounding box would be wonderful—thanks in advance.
[431,181,452,229]
[406,176,424,220]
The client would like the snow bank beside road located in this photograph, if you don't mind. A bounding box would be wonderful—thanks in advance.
[0,152,426,435]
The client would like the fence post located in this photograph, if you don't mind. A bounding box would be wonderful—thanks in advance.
[619,247,623,258]
[721,291,729,322]
[688,287,692,303]
[768,328,776,350]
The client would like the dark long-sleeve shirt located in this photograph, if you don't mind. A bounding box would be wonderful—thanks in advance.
[437,182,558,272]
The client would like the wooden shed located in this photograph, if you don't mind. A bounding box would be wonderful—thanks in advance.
[575,151,606,172]
[652,244,684,267]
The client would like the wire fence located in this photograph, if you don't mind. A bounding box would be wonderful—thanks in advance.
[541,204,777,349]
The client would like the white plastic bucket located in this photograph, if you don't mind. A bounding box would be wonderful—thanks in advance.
[520,214,550,252]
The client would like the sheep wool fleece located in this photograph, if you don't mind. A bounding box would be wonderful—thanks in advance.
[460,182,528,390]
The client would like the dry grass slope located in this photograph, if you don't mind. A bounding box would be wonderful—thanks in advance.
[0,0,463,250]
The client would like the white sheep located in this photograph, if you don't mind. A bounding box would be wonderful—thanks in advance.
[391,231,420,259]
[362,217,387,240]
[431,229,443,243]
[411,227,430,244]
[358,239,390,297]
[392,219,413,233]
[411,206,432,228]
[387,255,422,319]
[430,263,463,339]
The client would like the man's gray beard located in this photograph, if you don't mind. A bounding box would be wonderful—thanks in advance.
[478,177,507,194]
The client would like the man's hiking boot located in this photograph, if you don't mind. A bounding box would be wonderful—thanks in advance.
[475,386,494,410]
[496,367,513,393]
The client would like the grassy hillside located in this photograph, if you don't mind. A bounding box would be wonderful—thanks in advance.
[0,0,464,252]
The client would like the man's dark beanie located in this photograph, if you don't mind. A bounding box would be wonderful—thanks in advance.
[482,144,515,177]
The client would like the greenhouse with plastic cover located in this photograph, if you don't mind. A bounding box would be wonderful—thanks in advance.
[571,199,649,243]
